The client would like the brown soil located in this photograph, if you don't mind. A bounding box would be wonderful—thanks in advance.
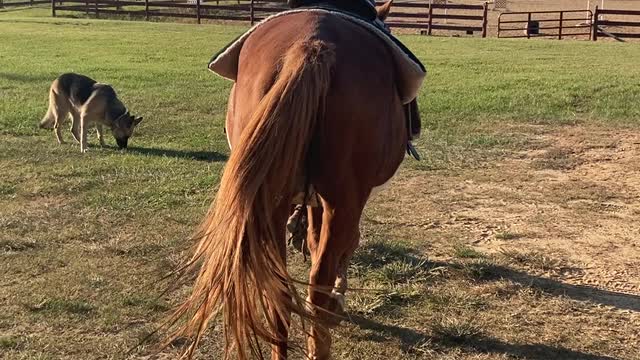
[372,123,640,312]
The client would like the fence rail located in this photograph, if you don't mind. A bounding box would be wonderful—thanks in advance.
[378,1,488,37]
[498,10,593,40]
[593,6,640,41]
[47,0,489,36]
[0,0,49,8]
[13,1,640,42]
[51,0,287,24]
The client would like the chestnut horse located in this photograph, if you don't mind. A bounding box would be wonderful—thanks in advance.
[170,2,417,359]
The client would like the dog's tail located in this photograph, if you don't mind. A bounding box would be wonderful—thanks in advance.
[39,83,58,129]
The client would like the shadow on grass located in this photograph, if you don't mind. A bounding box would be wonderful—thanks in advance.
[0,72,53,83]
[463,260,640,313]
[351,239,433,270]
[353,239,640,311]
[345,239,637,357]
[124,146,227,162]
[457,336,619,360]
[522,274,640,312]
[350,315,616,360]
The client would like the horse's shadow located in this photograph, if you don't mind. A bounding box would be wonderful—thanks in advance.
[344,240,638,359]
[349,315,617,360]
[352,240,640,312]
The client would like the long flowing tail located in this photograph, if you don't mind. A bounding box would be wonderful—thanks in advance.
[39,85,57,129]
[168,39,335,359]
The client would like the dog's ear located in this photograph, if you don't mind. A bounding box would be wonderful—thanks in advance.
[133,116,143,126]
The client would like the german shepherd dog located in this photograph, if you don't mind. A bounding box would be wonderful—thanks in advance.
[39,73,143,152]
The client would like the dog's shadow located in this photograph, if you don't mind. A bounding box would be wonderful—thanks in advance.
[120,146,228,162]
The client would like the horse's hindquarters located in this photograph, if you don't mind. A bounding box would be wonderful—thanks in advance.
[222,11,409,360]
[311,13,407,194]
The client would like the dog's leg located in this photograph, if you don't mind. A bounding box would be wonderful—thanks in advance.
[47,83,69,145]
[53,99,70,145]
[70,109,81,143]
[96,125,106,147]
[78,90,108,153]
[54,125,65,145]
[79,114,90,153]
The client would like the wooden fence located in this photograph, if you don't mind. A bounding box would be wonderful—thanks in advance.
[593,6,640,41]
[379,1,488,37]
[23,1,640,41]
[0,0,49,8]
[51,0,287,24]
[50,0,489,36]
[498,10,593,40]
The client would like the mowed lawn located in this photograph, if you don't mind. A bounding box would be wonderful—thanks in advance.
[1,7,640,360]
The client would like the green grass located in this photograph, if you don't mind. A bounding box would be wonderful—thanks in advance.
[403,35,640,124]
[453,244,485,259]
[0,336,20,350]
[28,298,95,315]
[494,230,524,240]
[1,8,639,360]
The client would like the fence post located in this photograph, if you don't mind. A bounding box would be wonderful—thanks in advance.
[51,0,56,16]
[526,12,531,39]
[95,0,99,18]
[30,0,33,6]
[558,11,563,40]
[592,6,598,41]
[0,0,3,10]
[196,0,200,24]
[482,2,488,38]
[250,0,255,26]
[86,0,89,15]
[145,0,149,21]
[443,0,447,24]
[427,0,433,36]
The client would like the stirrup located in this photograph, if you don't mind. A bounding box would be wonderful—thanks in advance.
[407,141,420,160]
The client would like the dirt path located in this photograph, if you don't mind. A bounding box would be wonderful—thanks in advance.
[368,123,640,325]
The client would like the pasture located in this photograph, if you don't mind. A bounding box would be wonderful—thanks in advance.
[1,7,640,360]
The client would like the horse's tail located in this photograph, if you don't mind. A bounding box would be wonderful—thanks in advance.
[169,39,335,358]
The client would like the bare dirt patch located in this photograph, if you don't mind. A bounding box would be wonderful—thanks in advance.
[374,124,640,296]
[359,124,640,359]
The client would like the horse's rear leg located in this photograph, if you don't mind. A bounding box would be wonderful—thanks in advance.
[306,198,363,360]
